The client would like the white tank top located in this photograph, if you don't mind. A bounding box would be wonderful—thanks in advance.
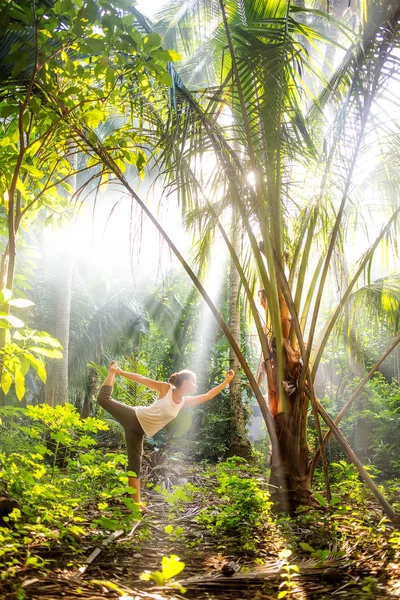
[135,387,185,437]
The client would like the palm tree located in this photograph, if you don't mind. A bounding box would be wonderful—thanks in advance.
[135,0,400,515]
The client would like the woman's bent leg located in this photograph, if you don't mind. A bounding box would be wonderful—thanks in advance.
[97,385,145,504]
[97,385,139,427]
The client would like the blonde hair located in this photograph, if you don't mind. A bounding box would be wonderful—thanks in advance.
[168,369,195,388]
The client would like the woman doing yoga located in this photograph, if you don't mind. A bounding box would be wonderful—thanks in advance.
[97,361,235,505]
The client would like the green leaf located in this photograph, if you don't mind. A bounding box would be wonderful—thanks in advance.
[23,353,47,383]
[152,49,181,62]
[161,555,185,580]
[0,104,18,118]
[130,28,143,49]
[299,542,315,553]
[23,164,43,179]
[313,492,327,507]
[31,335,61,348]
[14,367,25,401]
[278,592,289,599]
[164,525,173,534]
[0,313,24,328]
[30,347,63,359]
[8,298,35,308]
[1,370,12,395]
[143,33,162,51]
[84,108,107,128]
[16,178,27,196]
[149,64,172,87]
[88,37,105,53]
[20,357,31,377]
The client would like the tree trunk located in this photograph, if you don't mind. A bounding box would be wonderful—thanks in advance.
[43,145,76,405]
[81,367,98,418]
[259,288,311,511]
[226,212,252,459]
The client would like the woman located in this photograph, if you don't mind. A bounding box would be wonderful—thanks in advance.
[97,361,235,506]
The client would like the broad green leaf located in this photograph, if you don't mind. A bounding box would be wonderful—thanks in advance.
[14,367,25,401]
[20,357,31,377]
[31,334,61,348]
[24,352,47,382]
[88,38,105,53]
[23,164,44,179]
[0,313,24,328]
[143,33,161,52]
[152,49,181,62]
[161,555,185,580]
[1,370,12,395]
[84,108,107,128]
[0,104,18,118]
[8,298,35,308]
[313,492,327,507]
[16,178,27,196]
[130,28,143,49]
[30,347,63,359]
[114,157,126,173]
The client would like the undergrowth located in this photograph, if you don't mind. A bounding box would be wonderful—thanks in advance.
[1,406,399,600]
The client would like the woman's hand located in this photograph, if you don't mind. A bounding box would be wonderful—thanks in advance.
[109,361,120,374]
[224,369,235,384]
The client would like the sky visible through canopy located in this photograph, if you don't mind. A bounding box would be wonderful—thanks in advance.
[135,0,165,19]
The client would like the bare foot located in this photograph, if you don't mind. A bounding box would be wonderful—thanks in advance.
[136,502,154,515]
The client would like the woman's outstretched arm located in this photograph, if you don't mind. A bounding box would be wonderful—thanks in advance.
[109,361,169,396]
[184,370,235,407]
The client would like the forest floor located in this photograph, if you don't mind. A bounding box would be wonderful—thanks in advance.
[1,461,400,600]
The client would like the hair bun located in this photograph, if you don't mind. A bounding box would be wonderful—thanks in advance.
[168,373,178,385]
[168,370,195,388]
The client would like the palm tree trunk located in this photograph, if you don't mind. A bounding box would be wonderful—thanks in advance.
[262,294,311,509]
[226,210,251,459]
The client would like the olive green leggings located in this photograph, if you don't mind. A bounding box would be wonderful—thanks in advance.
[97,385,144,477]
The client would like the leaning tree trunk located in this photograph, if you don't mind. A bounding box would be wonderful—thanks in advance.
[226,210,252,459]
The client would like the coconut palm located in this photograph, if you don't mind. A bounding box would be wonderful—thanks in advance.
[132,0,400,515]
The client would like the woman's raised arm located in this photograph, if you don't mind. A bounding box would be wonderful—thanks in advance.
[109,362,169,396]
[184,370,235,407]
